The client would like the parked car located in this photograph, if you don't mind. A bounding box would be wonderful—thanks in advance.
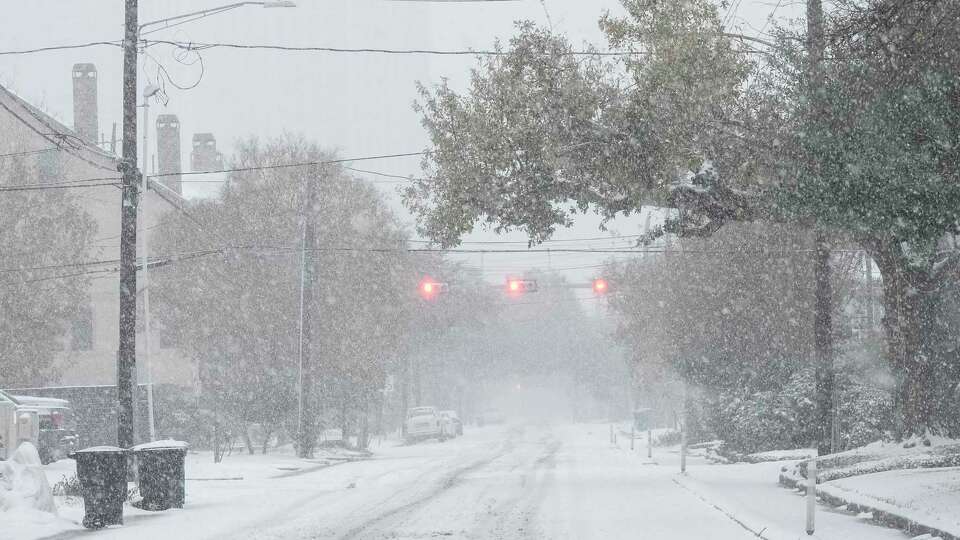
[10,395,78,464]
[439,410,463,436]
[404,406,446,444]
[476,408,506,426]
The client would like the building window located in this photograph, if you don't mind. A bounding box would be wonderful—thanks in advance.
[71,301,93,351]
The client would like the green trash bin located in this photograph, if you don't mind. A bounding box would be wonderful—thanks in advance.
[69,446,130,529]
[132,440,188,511]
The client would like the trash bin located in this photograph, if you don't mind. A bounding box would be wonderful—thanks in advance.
[69,446,130,529]
[132,440,188,511]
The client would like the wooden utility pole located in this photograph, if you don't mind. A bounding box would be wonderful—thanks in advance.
[807,0,829,533]
[117,0,140,449]
[807,0,835,458]
[296,173,319,458]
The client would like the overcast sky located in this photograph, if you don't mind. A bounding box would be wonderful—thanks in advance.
[0,0,801,302]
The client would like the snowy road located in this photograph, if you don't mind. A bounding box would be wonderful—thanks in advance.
[35,423,906,540]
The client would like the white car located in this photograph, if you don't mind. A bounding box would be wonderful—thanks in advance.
[404,406,447,443]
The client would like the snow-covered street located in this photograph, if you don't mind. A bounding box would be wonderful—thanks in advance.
[16,422,909,540]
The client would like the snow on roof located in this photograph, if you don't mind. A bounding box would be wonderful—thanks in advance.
[9,395,70,408]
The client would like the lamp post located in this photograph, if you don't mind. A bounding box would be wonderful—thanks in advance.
[141,83,159,442]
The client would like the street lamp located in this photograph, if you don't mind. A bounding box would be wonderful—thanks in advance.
[140,82,160,442]
[139,2,297,36]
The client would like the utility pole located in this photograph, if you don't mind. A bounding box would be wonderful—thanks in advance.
[807,0,834,459]
[296,172,318,458]
[117,0,140,450]
[806,0,828,533]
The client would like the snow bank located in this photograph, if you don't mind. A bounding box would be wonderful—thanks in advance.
[0,442,56,514]
[0,443,72,540]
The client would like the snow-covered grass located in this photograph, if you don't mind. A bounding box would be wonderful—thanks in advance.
[819,467,960,539]
[764,436,960,540]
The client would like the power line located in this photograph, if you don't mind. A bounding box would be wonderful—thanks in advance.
[148,39,646,58]
[0,146,61,160]
[759,0,785,35]
[1,151,426,192]
[0,182,119,192]
[408,234,643,245]
[154,151,428,180]
[344,167,420,182]
[0,41,121,56]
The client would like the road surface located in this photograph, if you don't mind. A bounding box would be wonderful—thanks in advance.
[39,423,905,540]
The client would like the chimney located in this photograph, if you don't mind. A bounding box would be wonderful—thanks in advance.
[190,133,223,173]
[71,63,98,145]
[155,114,183,195]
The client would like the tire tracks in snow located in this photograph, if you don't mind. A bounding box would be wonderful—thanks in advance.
[475,434,562,540]
[335,427,524,540]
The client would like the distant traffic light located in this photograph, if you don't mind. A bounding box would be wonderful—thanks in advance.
[419,278,448,300]
[505,278,538,296]
[592,278,609,294]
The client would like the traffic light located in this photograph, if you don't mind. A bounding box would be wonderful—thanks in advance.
[419,278,448,300]
[592,278,609,295]
[505,278,538,296]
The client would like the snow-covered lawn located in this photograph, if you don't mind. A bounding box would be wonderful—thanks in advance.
[820,466,960,538]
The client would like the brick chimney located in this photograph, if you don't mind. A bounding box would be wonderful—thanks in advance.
[71,63,98,145]
[190,133,223,173]
[155,114,182,195]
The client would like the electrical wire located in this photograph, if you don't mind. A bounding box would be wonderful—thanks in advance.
[0,182,120,192]
[759,0,784,35]
[0,147,61,160]
[0,151,426,193]
[147,39,646,57]
[152,151,428,180]
[0,41,121,56]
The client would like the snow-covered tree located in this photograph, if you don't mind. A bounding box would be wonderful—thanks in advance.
[404,0,960,435]
[151,134,429,453]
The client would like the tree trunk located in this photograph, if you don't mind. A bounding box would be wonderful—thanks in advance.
[261,427,273,455]
[359,402,370,450]
[870,240,941,435]
[241,424,255,455]
[813,232,835,455]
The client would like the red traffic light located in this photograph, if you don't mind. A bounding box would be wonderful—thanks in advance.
[506,278,538,296]
[419,278,447,300]
[592,278,609,294]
